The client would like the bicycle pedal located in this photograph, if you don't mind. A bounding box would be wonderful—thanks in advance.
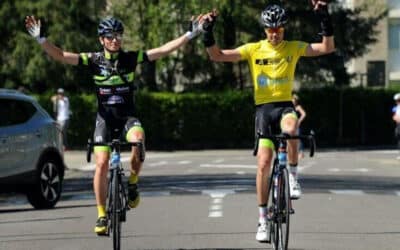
[290,208,295,214]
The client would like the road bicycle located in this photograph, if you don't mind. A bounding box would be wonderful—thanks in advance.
[87,139,144,250]
[254,131,316,250]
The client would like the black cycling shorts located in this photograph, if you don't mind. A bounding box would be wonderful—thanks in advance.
[255,101,296,145]
[93,113,143,144]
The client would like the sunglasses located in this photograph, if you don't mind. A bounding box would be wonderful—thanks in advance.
[265,27,284,34]
[103,33,123,41]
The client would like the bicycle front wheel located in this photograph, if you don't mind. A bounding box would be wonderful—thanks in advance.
[277,168,290,250]
[111,169,121,250]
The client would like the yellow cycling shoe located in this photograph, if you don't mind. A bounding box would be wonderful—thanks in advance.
[128,183,140,208]
[94,217,108,235]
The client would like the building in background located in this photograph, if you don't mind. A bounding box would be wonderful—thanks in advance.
[342,0,400,87]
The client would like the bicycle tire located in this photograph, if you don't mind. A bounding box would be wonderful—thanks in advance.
[277,168,290,250]
[268,162,278,249]
[112,169,121,250]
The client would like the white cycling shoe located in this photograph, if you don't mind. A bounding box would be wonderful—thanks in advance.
[256,221,269,242]
[289,174,302,199]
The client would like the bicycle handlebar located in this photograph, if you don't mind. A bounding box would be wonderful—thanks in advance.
[86,139,143,163]
[254,130,316,158]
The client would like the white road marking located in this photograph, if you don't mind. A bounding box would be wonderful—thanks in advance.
[213,198,223,204]
[201,164,256,169]
[330,190,364,195]
[209,211,223,217]
[148,161,168,167]
[178,160,192,164]
[328,168,370,173]
[298,162,316,172]
[72,156,131,171]
[210,205,222,210]
[142,191,171,197]
[203,190,235,218]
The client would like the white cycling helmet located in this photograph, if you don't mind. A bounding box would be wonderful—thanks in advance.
[394,93,400,101]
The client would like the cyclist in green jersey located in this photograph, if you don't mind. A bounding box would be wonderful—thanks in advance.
[25,14,205,235]
[201,1,334,242]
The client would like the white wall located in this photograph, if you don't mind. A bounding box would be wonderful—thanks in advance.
[389,0,400,9]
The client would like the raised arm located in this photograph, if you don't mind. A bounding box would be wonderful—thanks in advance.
[201,11,242,62]
[305,1,335,57]
[206,46,242,62]
[146,35,190,61]
[25,16,79,65]
[147,15,205,61]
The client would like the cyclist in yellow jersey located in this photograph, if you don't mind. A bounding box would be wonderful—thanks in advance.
[201,1,335,242]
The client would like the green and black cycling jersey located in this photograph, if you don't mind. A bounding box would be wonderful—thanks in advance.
[78,50,149,121]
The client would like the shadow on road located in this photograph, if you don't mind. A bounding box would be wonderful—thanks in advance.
[63,173,400,195]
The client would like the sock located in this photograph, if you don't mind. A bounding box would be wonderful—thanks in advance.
[259,204,268,223]
[290,164,298,180]
[128,173,138,185]
[97,205,106,218]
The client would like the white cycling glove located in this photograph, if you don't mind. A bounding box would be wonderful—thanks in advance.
[185,18,204,40]
[27,19,46,44]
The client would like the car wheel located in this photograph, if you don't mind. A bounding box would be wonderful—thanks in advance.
[27,156,63,209]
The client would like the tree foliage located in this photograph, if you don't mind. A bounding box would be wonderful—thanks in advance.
[0,0,387,93]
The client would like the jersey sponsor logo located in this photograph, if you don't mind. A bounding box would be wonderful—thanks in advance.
[255,57,292,65]
[133,121,142,127]
[95,136,103,143]
[99,66,111,77]
[257,74,289,87]
[99,88,112,95]
[106,95,124,105]
[115,86,130,93]
[257,74,269,87]
[255,58,281,65]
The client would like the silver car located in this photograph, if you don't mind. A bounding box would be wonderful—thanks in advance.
[0,88,65,209]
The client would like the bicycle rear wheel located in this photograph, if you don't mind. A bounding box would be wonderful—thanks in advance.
[277,168,290,250]
[111,169,121,250]
[268,163,278,248]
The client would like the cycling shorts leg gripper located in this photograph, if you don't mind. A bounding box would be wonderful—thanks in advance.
[94,145,111,153]
[259,138,275,151]
[280,112,298,130]
[126,126,145,142]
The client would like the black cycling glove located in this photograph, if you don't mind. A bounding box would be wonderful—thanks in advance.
[315,4,333,37]
[202,15,217,47]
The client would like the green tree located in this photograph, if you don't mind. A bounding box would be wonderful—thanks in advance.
[0,0,105,93]
[0,0,386,93]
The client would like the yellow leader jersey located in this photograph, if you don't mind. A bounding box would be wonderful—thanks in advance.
[237,40,308,105]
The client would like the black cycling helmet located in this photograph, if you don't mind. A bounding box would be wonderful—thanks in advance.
[260,4,288,28]
[98,17,124,36]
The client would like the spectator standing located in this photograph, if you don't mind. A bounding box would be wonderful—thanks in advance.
[292,93,307,159]
[51,88,70,150]
[392,93,400,159]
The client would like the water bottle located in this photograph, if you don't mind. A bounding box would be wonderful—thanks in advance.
[278,151,287,166]
[111,153,120,165]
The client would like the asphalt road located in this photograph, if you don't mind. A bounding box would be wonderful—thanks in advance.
[0,149,400,250]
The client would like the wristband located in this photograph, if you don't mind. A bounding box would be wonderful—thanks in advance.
[37,37,46,44]
[317,6,333,36]
[203,31,215,47]
[185,31,196,40]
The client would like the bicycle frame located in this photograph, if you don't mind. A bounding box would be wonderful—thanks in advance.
[255,131,316,250]
[87,139,143,250]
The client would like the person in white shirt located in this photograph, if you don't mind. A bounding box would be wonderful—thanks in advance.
[51,88,70,150]
[392,93,400,159]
